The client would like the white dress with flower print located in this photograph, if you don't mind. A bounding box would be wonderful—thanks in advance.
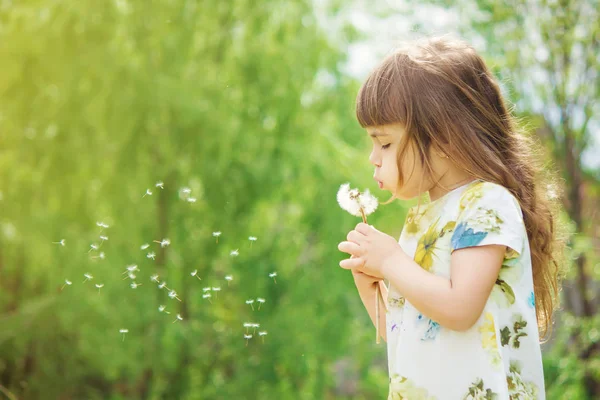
[386,180,545,400]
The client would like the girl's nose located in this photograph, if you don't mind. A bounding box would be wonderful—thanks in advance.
[369,151,381,167]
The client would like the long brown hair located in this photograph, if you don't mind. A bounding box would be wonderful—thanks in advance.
[356,35,566,340]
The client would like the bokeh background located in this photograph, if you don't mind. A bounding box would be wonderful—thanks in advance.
[1,0,599,399]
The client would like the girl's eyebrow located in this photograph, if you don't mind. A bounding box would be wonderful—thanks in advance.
[369,131,389,137]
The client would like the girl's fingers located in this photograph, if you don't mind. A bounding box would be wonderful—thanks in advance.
[346,230,365,244]
[339,257,364,270]
[337,241,361,256]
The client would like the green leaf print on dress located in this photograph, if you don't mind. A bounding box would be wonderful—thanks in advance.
[500,315,528,349]
[462,378,499,400]
[388,374,436,400]
[478,312,502,368]
[506,361,539,399]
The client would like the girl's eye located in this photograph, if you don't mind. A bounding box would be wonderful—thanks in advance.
[381,144,391,150]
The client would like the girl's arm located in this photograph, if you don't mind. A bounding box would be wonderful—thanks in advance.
[381,244,505,331]
[353,271,388,342]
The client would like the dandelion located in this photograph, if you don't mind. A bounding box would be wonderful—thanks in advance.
[212,287,221,298]
[202,293,212,303]
[187,197,197,203]
[230,249,239,257]
[143,188,153,197]
[140,243,150,250]
[150,274,160,282]
[83,273,93,283]
[158,281,168,290]
[155,181,164,189]
[225,275,233,286]
[244,334,253,346]
[337,182,384,344]
[173,314,183,323]
[248,236,257,247]
[53,239,66,246]
[336,183,378,221]
[99,235,108,242]
[168,290,181,301]
[243,322,253,333]
[251,323,260,334]
[212,231,221,243]
[61,279,72,290]
[258,331,268,343]
[181,187,192,195]
[246,299,255,311]
[190,270,201,280]
[202,287,211,293]
[95,283,104,293]
[91,252,105,260]
[257,297,266,310]
[130,282,142,289]
[88,244,99,253]
[119,328,129,341]
[153,238,170,248]
[147,252,156,260]
[269,272,277,284]
[158,305,170,314]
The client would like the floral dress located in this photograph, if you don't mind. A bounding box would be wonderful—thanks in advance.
[386,180,545,400]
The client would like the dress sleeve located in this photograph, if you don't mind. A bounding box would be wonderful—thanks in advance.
[450,182,525,257]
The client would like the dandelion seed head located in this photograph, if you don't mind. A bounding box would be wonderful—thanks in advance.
[225,275,233,281]
[212,231,221,237]
[202,293,212,299]
[99,235,108,241]
[248,236,257,241]
[155,181,164,189]
[257,298,265,303]
[212,287,221,292]
[258,331,268,336]
[243,323,253,328]
[84,273,93,280]
[127,272,136,280]
[187,197,197,203]
[252,323,260,328]
[159,239,170,247]
[95,284,104,289]
[230,249,239,257]
[246,299,255,304]
[140,243,150,250]
[191,269,198,276]
[159,305,166,312]
[96,222,109,229]
[150,274,159,282]
[130,282,140,289]
[168,290,178,299]
[202,287,211,292]
[244,334,253,339]
[119,329,129,334]
[176,314,183,321]
[158,281,167,289]
[65,279,72,285]
[269,272,277,278]
[145,189,153,196]
[147,252,156,260]
[90,244,99,250]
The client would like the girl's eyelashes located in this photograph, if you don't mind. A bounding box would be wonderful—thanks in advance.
[381,143,391,150]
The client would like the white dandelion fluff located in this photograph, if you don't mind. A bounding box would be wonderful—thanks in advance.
[53,239,66,246]
[83,273,93,283]
[158,305,170,314]
[173,313,183,323]
[158,281,168,289]
[212,231,222,243]
[153,238,170,248]
[168,290,181,301]
[147,252,156,260]
[61,279,72,290]
[140,243,150,250]
[269,272,277,284]
[99,235,108,242]
[150,274,160,282]
[155,181,164,189]
[246,299,255,310]
[119,328,129,341]
[190,270,201,280]
[230,249,239,257]
[257,298,266,310]
[95,283,104,293]
[130,282,142,289]
[187,197,197,203]
[336,183,378,220]
[143,189,153,197]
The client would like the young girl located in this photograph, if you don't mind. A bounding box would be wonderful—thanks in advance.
[337,36,563,399]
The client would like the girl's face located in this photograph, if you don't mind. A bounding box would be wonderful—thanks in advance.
[367,123,432,200]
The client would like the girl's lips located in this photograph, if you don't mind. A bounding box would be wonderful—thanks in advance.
[378,180,383,189]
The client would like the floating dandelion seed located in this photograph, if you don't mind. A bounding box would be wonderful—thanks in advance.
[252,323,260,334]
[246,299,255,311]
[225,275,233,286]
[153,238,170,248]
[173,314,183,323]
[168,290,181,301]
[119,329,129,341]
[158,305,170,314]
[158,281,168,290]
[212,287,221,298]
[91,252,105,260]
[259,331,268,343]
[150,274,160,282]
[88,244,99,253]
[123,272,136,281]
[95,283,104,293]
[243,322,253,333]
[336,182,384,344]
[96,221,110,230]
[182,187,192,195]
[202,293,212,303]
[269,272,277,284]
[230,249,239,257]
[190,270,201,280]
[143,188,153,197]
[248,236,257,247]
[257,298,266,310]
[187,197,197,203]
[244,334,253,346]
[147,252,156,260]
[83,273,93,283]
[202,287,211,293]
[212,231,221,243]
[53,239,66,246]
[140,243,150,250]
[99,235,108,242]
[123,265,139,275]
[130,282,142,289]
[61,279,72,290]
[155,181,164,189]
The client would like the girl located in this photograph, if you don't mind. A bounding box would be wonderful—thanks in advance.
[337,36,563,399]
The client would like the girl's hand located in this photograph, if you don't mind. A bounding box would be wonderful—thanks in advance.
[352,269,383,289]
[338,223,403,277]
